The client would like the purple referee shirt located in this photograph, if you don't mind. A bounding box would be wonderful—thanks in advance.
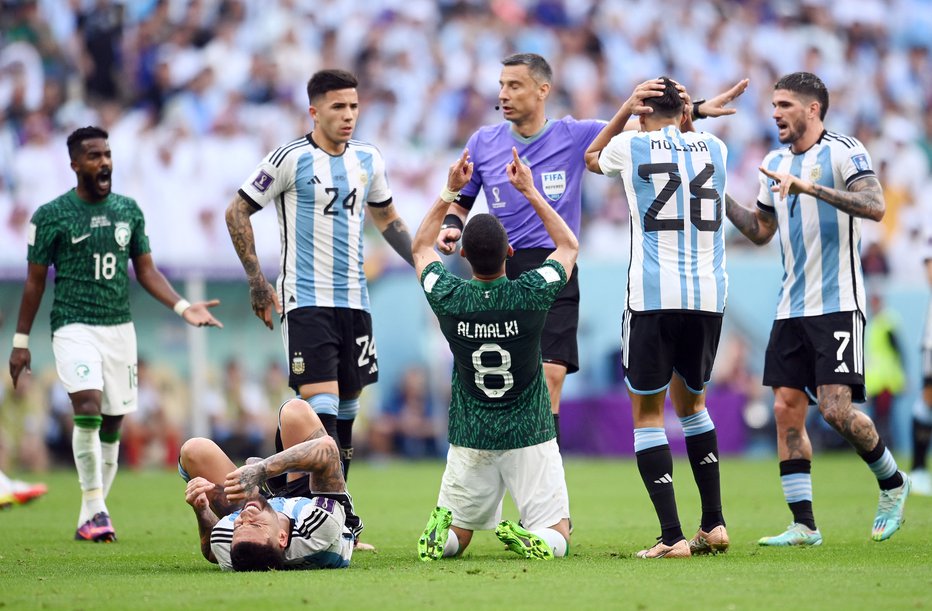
[459,116,604,249]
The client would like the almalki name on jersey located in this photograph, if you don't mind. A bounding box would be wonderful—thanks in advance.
[456,320,520,340]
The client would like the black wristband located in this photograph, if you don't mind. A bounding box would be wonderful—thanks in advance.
[441,214,464,231]
[692,99,707,120]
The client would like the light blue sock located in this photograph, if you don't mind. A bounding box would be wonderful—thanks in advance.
[308,393,339,417]
[679,409,715,437]
[633,427,668,453]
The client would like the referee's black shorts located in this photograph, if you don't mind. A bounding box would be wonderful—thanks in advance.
[506,248,579,374]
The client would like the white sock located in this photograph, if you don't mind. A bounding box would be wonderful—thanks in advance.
[530,527,568,557]
[73,425,105,525]
[81,488,107,524]
[0,469,11,492]
[442,529,460,557]
[101,441,120,498]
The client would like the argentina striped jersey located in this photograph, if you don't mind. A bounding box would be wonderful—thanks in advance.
[757,131,873,319]
[210,495,353,571]
[238,135,393,313]
[599,125,728,313]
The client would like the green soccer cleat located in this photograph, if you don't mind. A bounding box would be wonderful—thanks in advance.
[417,506,453,561]
[495,520,554,560]
[872,473,910,542]
[758,523,823,547]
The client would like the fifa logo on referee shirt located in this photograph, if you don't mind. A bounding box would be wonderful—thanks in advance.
[291,353,305,375]
[491,187,505,209]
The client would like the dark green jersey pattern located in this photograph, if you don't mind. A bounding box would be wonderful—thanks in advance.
[27,189,151,332]
[420,259,567,450]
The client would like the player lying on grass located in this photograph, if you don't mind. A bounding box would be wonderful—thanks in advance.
[179,398,363,571]
[413,148,578,561]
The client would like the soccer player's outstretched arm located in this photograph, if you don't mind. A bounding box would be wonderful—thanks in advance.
[225,193,280,330]
[223,434,345,502]
[132,253,223,328]
[8,263,48,388]
[413,149,474,278]
[584,78,668,173]
[724,194,778,245]
[759,168,885,222]
[368,203,415,267]
[506,147,578,276]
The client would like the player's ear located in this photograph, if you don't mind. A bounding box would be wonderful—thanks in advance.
[506,244,514,258]
[539,81,550,100]
[277,526,289,549]
[459,247,467,259]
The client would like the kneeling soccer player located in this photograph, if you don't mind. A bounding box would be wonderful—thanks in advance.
[179,398,362,571]
[413,149,577,561]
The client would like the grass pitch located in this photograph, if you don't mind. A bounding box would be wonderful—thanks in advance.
[1,455,929,610]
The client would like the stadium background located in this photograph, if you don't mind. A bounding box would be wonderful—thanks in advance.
[0,0,929,469]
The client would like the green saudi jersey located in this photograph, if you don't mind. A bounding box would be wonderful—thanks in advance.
[27,189,151,332]
[420,259,567,450]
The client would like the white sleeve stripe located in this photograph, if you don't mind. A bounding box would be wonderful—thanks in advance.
[423,271,440,293]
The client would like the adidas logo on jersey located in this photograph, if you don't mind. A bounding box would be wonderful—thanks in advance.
[835,362,850,373]
[698,452,718,465]
[653,473,673,484]
[306,175,321,185]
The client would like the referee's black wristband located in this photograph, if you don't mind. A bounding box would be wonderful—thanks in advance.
[692,99,707,121]
[441,214,464,231]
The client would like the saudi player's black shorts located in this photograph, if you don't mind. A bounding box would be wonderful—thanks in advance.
[763,311,866,405]
[506,248,579,374]
[923,347,932,388]
[284,306,378,393]
[621,309,723,394]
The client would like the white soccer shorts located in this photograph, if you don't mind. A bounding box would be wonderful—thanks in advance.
[52,322,138,416]
[437,439,570,532]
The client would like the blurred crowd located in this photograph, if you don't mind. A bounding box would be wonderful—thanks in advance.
[1,0,931,469]
[0,0,930,277]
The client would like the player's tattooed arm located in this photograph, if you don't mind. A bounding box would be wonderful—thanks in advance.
[724,194,778,245]
[225,194,280,329]
[223,436,345,501]
[369,203,415,267]
[810,176,885,222]
[184,477,222,563]
[759,168,885,222]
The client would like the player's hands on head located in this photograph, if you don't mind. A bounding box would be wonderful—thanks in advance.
[700,78,750,118]
[506,147,534,194]
[223,462,267,503]
[623,78,666,115]
[8,349,31,389]
[249,281,281,330]
[760,166,811,199]
[447,148,473,192]
[182,299,224,329]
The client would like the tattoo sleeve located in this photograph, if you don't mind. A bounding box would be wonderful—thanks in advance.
[370,204,414,267]
[225,195,265,289]
[725,194,777,245]
[810,176,885,221]
[259,437,345,493]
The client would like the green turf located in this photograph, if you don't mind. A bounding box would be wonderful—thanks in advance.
[1,455,929,610]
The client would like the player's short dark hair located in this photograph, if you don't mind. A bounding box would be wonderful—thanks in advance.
[230,540,285,572]
[643,77,684,119]
[774,72,829,120]
[462,214,509,276]
[307,69,358,105]
[66,126,108,160]
[502,53,552,84]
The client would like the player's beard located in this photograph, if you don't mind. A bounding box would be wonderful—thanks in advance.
[82,170,112,200]
[777,116,806,145]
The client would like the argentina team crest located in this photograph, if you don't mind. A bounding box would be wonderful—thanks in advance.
[291,353,305,375]
[541,171,566,201]
[114,222,131,249]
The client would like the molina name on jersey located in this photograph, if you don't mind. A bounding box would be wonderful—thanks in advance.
[757,131,874,319]
[238,135,393,313]
[420,259,567,450]
[599,126,728,313]
[458,116,604,249]
[27,190,150,332]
